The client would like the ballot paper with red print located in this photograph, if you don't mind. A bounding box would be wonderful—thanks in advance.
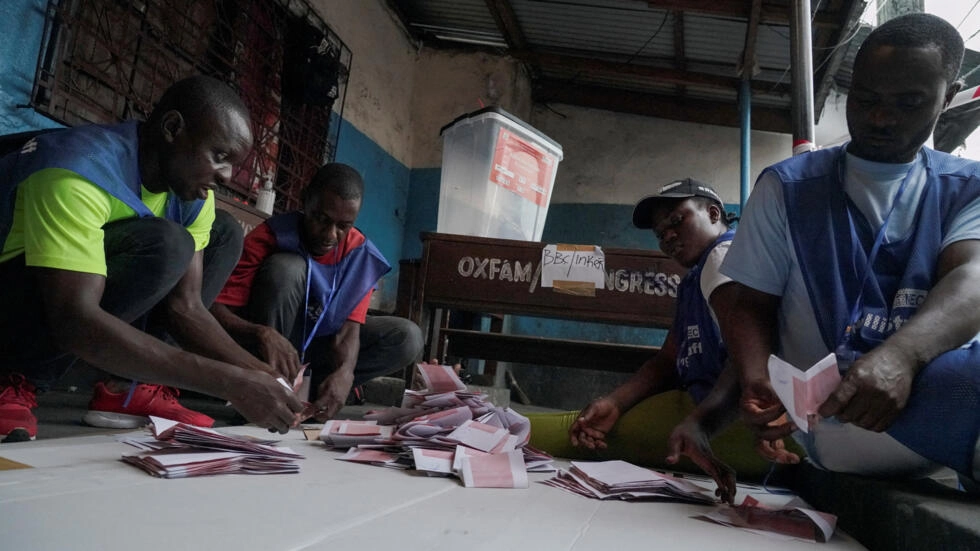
[459,449,528,488]
[411,448,456,475]
[445,419,511,452]
[120,417,303,478]
[336,447,410,469]
[416,362,467,393]
[148,417,301,458]
[522,445,559,473]
[319,419,394,448]
[767,353,842,433]
[540,460,715,504]
[451,445,489,472]
[122,450,300,478]
[322,362,554,487]
[693,494,837,543]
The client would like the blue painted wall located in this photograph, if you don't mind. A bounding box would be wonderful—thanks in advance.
[403,167,441,259]
[334,119,413,311]
[0,0,62,135]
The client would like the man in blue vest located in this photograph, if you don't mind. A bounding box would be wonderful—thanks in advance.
[0,75,304,441]
[722,13,980,488]
[212,163,423,421]
[569,179,797,503]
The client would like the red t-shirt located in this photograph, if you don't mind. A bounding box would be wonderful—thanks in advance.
[216,222,372,324]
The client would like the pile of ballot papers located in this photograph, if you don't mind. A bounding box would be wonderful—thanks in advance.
[694,495,838,543]
[542,459,838,543]
[320,363,554,488]
[119,417,304,478]
[541,459,716,504]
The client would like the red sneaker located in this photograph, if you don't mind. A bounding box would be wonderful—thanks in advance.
[83,383,214,429]
[0,374,38,441]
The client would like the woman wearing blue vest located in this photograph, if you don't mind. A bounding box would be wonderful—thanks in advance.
[564,178,798,503]
[0,76,304,441]
[723,13,980,490]
[212,163,423,421]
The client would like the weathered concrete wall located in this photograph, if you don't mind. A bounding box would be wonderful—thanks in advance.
[402,49,532,258]
[309,0,418,168]
[530,102,793,208]
[410,49,532,168]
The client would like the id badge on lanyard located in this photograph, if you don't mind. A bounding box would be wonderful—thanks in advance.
[834,160,914,371]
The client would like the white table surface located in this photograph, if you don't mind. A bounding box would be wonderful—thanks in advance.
[0,426,867,551]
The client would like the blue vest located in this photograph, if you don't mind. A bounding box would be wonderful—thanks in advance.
[265,212,391,355]
[0,122,203,247]
[671,230,734,404]
[775,145,980,476]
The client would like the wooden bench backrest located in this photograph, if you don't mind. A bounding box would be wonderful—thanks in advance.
[417,232,687,329]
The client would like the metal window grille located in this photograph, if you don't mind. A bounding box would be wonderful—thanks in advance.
[31,0,351,213]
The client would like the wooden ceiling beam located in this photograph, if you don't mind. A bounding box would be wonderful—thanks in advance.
[512,51,790,96]
[485,0,542,78]
[533,78,791,133]
[484,0,527,50]
[673,10,687,95]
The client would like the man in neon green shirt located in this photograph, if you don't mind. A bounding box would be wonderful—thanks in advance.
[0,75,303,441]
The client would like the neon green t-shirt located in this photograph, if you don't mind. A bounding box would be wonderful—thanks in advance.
[0,168,215,276]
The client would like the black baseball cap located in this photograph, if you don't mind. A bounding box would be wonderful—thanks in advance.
[632,177,724,229]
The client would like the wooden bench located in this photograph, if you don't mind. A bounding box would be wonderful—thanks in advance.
[401,232,687,380]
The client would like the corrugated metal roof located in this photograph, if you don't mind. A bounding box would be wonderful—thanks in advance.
[513,1,675,58]
[398,0,503,44]
[388,0,868,132]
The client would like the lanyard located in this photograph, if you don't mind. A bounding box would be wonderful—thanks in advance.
[837,157,916,348]
[299,248,340,362]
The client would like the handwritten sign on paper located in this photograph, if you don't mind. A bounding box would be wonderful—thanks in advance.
[540,244,606,294]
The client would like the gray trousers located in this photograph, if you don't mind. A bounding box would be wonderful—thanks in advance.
[241,252,423,387]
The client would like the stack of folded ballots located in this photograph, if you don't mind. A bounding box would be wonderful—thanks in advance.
[323,363,555,488]
[119,417,303,478]
[694,495,838,543]
[541,460,716,504]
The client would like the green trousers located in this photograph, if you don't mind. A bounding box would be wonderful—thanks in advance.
[526,390,804,481]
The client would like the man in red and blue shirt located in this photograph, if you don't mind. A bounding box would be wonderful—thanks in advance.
[213,163,423,419]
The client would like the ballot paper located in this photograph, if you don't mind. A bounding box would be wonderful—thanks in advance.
[694,495,837,543]
[416,362,467,393]
[476,407,531,447]
[540,460,715,504]
[412,448,456,475]
[522,445,559,473]
[120,417,303,478]
[319,420,394,448]
[337,447,410,469]
[320,362,554,487]
[459,449,528,488]
[445,419,510,452]
[451,445,489,472]
[123,450,301,478]
[767,353,842,433]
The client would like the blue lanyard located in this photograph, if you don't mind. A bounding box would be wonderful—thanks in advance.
[837,157,915,348]
[299,249,340,362]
